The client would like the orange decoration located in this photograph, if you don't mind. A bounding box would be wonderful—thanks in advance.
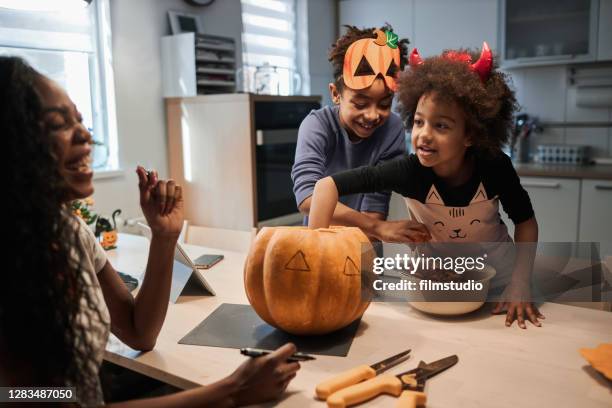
[580,343,612,380]
[101,230,118,250]
[243,226,375,335]
[343,30,401,91]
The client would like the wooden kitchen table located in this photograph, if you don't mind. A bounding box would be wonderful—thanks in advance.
[106,234,612,407]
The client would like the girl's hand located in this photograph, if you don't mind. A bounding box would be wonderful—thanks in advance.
[136,166,184,238]
[228,343,301,406]
[373,219,431,243]
[492,281,545,329]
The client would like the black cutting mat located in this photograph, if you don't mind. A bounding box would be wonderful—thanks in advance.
[178,303,361,357]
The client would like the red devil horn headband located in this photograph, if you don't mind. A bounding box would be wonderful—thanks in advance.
[471,41,493,82]
[409,48,424,67]
[409,41,493,83]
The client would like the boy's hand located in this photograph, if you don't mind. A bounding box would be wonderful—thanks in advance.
[136,166,184,238]
[373,220,431,243]
[492,281,545,329]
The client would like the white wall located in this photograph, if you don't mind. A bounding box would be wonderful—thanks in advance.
[93,0,243,221]
[339,0,415,48]
[307,0,337,107]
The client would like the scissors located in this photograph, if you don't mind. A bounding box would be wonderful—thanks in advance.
[316,349,412,399]
[326,355,458,408]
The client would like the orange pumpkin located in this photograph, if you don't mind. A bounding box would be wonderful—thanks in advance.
[343,29,401,91]
[244,226,375,335]
[101,230,118,250]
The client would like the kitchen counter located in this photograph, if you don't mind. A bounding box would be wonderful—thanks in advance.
[514,162,612,180]
[106,234,612,408]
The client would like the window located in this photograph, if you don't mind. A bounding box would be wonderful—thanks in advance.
[0,0,118,171]
[241,0,306,95]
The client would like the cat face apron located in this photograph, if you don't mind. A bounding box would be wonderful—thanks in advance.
[405,182,515,286]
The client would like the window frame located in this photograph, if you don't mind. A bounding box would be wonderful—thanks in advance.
[0,0,119,173]
[240,0,309,95]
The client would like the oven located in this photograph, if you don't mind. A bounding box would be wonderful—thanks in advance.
[254,100,320,227]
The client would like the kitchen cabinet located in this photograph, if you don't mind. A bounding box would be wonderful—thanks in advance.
[598,0,612,60]
[339,0,497,58]
[501,177,581,242]
[579,179,612,242]
[500,0,601,68]
[165,94,320,231]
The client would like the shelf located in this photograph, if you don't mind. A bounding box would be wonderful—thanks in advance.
[196,57,235,63]
[196,43,235,52]
[197,79,236,87]
[161,33,237,97]
[507,10,589,24]
[197,67,235,75]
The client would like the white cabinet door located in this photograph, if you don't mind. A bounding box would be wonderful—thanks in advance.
[501,177,580,242]
[579,179,612,242]
[598,0,612,60]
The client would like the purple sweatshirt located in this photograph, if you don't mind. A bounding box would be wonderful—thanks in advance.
[291,105,406,219]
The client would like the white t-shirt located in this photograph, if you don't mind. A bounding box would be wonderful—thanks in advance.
[70,215,111,407]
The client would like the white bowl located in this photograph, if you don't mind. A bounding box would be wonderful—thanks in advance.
[405,265,496,316]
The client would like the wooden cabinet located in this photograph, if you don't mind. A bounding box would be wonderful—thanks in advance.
[501,177,581,242]
[166,94,254,231]
[165,94,320,231]
[579,179,612,242]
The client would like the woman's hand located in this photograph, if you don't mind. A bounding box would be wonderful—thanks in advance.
[228,343,301,406]
[492,281,545,329]
[136,166,184,238]
[372,219,431,243]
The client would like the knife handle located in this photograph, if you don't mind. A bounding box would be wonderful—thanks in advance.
[326,375,403,408]
[315,365,376,399]
[396,390,427,408]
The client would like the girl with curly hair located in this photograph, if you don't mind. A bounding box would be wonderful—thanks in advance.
[308,44,544,329]
[291,25,429,241]
[0,56,299,407]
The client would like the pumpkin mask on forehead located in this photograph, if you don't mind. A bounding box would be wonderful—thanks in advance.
[342,29,401,91]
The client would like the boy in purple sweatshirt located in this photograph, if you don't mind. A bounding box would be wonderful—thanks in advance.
[292,25,427,240]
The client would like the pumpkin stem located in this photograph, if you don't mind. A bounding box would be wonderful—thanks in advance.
[317,228,338,233]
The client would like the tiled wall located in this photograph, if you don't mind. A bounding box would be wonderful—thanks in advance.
[507,65,612,159]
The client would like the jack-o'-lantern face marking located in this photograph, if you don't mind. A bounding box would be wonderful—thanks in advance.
[285,250,310,272]
[343,29,401,91]
[343,256,359,276]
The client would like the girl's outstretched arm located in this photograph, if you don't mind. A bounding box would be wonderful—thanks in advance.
[308,177,431,243]
[308,176,340,229]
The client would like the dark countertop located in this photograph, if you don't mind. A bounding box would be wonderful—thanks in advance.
[514,162,612,180]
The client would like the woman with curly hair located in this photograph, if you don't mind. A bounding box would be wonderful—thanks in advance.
[0,56,299,407]
[308,44,544,329]
[291,25,429,242]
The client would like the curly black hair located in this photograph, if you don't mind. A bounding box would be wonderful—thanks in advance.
[0,56,102,404]
[329,24,410,90]
[397,48,518,155]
